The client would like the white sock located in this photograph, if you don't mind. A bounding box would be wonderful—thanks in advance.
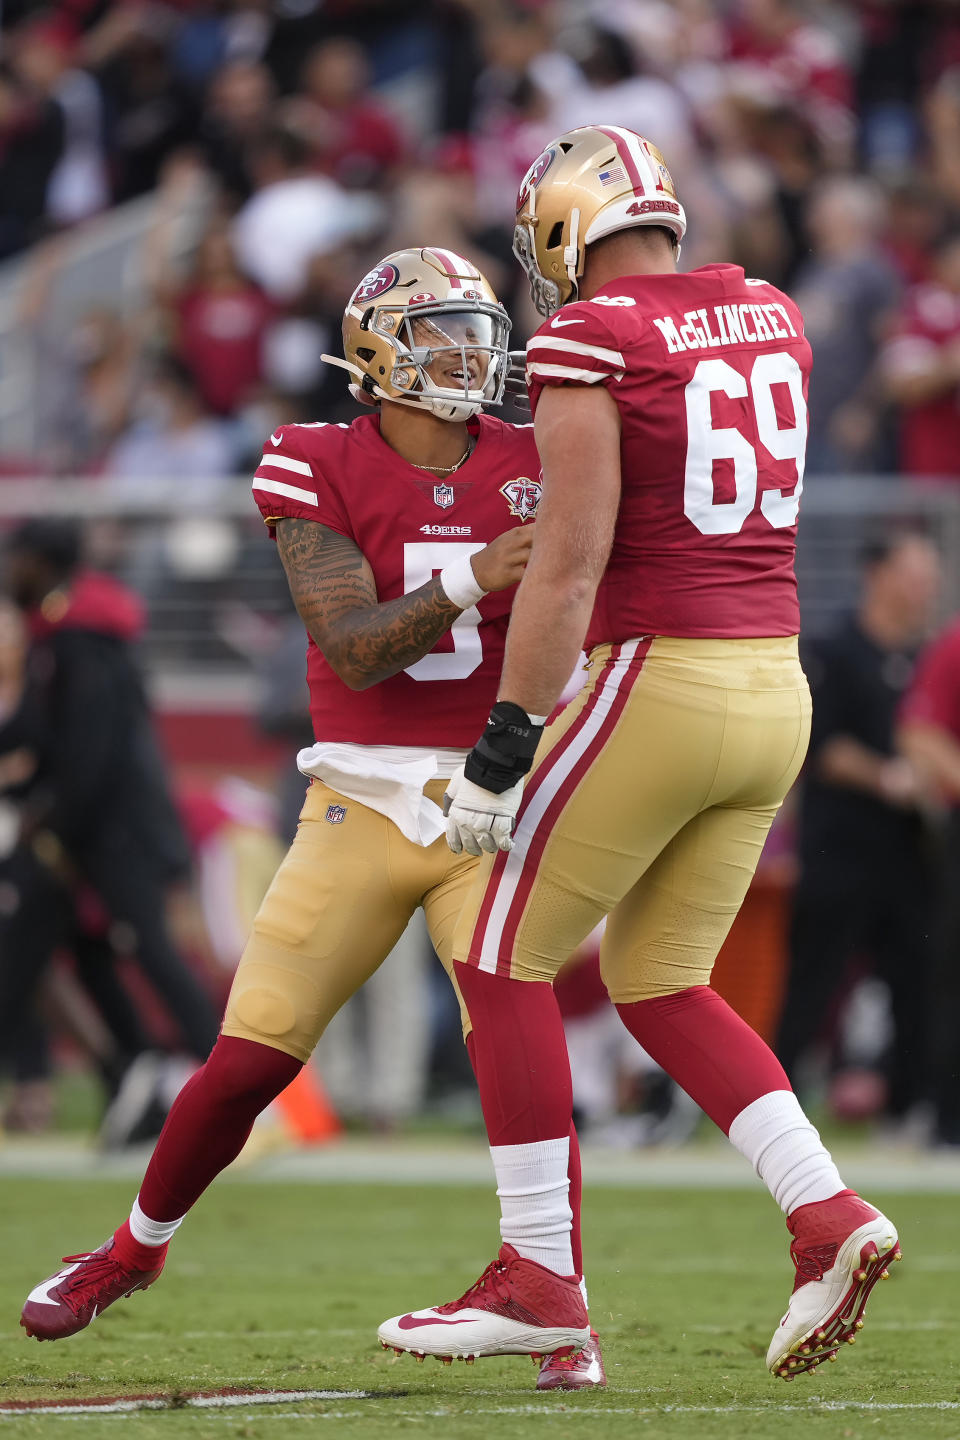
[128,1196,185,1248]
[728,1090,845,1215]
[490,1137,574,1276]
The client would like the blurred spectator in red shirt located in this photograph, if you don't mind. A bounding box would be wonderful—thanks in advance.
[284,38,404,190]
[173,222,275,417]
[900,618,960,1146]
[882,233,960,481]
[901,618,960,806]
[722,0,854,148]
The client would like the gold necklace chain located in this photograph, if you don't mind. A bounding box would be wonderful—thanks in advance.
[412,439,474,475]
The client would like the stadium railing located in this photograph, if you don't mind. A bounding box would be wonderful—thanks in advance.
[0,474,957,686]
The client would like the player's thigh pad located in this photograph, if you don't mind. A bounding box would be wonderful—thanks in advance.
[455,636,809,987]
[222,782,435,1061]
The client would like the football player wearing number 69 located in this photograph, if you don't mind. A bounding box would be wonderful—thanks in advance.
[20,247,606,1390]
[379,128,901,1381]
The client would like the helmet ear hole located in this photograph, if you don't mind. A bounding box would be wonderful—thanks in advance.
[546,221,564,250]
[356,347,375,363]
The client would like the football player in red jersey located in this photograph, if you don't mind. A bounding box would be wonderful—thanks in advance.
[20,247,606,1390]
[379,130,901,1381]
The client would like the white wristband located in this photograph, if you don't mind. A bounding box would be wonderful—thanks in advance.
[439,554,487,611]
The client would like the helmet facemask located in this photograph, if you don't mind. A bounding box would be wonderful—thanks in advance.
[513,220,564,319]
[368,302,510,420]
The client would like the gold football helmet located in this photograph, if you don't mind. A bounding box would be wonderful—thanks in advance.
[323,248,511,421]
[513,124,687,316]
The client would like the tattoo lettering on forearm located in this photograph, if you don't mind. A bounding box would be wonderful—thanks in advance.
[275,518,463,687]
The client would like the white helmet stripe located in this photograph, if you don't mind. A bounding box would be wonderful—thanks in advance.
[426,247,477,281]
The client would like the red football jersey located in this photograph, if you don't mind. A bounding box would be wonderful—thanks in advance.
[525,264,811,646]
[252,413,542,746]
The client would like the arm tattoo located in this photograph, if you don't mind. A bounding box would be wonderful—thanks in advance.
[275,518,464,688]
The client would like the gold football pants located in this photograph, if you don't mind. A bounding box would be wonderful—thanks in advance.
[454,635,811,1001]
[222,778,476,1062]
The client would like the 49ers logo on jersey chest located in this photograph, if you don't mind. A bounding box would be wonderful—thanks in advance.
[500,476,542,522]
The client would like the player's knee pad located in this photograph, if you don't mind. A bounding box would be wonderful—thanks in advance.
[222,941,329,1063]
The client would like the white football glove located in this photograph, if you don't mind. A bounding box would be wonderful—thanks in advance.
[443,767,524,856]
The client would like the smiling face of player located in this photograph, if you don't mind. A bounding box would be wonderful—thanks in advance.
[409,312,491,393]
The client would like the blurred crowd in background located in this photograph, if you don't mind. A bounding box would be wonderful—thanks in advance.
[1,0,960,1157]
[4,0,960,479]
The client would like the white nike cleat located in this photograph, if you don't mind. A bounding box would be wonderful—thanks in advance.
[767,1189,901,1379]
[536,1327,607,1389]
[378,1244,589,1363]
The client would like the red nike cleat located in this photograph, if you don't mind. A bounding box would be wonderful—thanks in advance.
[21,1238,165,1341]
[536,1327,607,1390]
[767,1189,901,1379]
[377,1244,589,1361]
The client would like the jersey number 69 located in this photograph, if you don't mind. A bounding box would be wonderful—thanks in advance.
[683,351,807,536]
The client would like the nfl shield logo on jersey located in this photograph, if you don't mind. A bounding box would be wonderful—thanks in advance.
[325,804,347,825]
[433,483,455,509]
[500,476,542,522]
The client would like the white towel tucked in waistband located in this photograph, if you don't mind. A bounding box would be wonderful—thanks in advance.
[296,741,454,846]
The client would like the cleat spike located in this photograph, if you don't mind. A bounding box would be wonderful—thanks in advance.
[880,1269,891,1280]
[392,1347,404,1356]
[828,1351,838,1362]
[815,1329,827,1341]
[465,1356,475,1365]
[894,1250,902,1261]
[853,1269,866,1281]
[846,1334,856,1344]
[439,1355,453,1366]
[855,1320,864,1330]
[380,1341,389,1351]
[414,1354,425,1364]
[799,1346,811,1356]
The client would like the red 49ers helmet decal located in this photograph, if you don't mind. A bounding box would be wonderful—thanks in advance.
[516,149,555,215]
[353,263,400,304]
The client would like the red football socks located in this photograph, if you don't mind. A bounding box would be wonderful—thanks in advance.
[456,963,573,1147]
[616,985,791,1135]
[111,1218,169,1272]
[135,1036,303,1222]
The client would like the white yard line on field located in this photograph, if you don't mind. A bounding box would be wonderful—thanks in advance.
[4,1392,960,1420]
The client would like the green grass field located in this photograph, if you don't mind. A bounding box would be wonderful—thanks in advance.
[0,1173,957,1440]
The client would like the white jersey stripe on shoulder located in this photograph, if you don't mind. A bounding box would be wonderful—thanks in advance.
[526,363,611,384]
[252,476,317,507]
[475,640,642,974]
[257,453,313,478]
[528,337,625,366]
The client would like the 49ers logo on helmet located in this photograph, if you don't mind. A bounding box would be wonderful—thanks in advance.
[516,149,555,215]
[353,263,399,303]
[409,292,437,306]
[500,476,542,522]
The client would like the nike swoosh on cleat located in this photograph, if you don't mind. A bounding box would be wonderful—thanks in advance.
[550,318,583,328]
[397,1315,477,1330]
[27,1264,83,1307]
